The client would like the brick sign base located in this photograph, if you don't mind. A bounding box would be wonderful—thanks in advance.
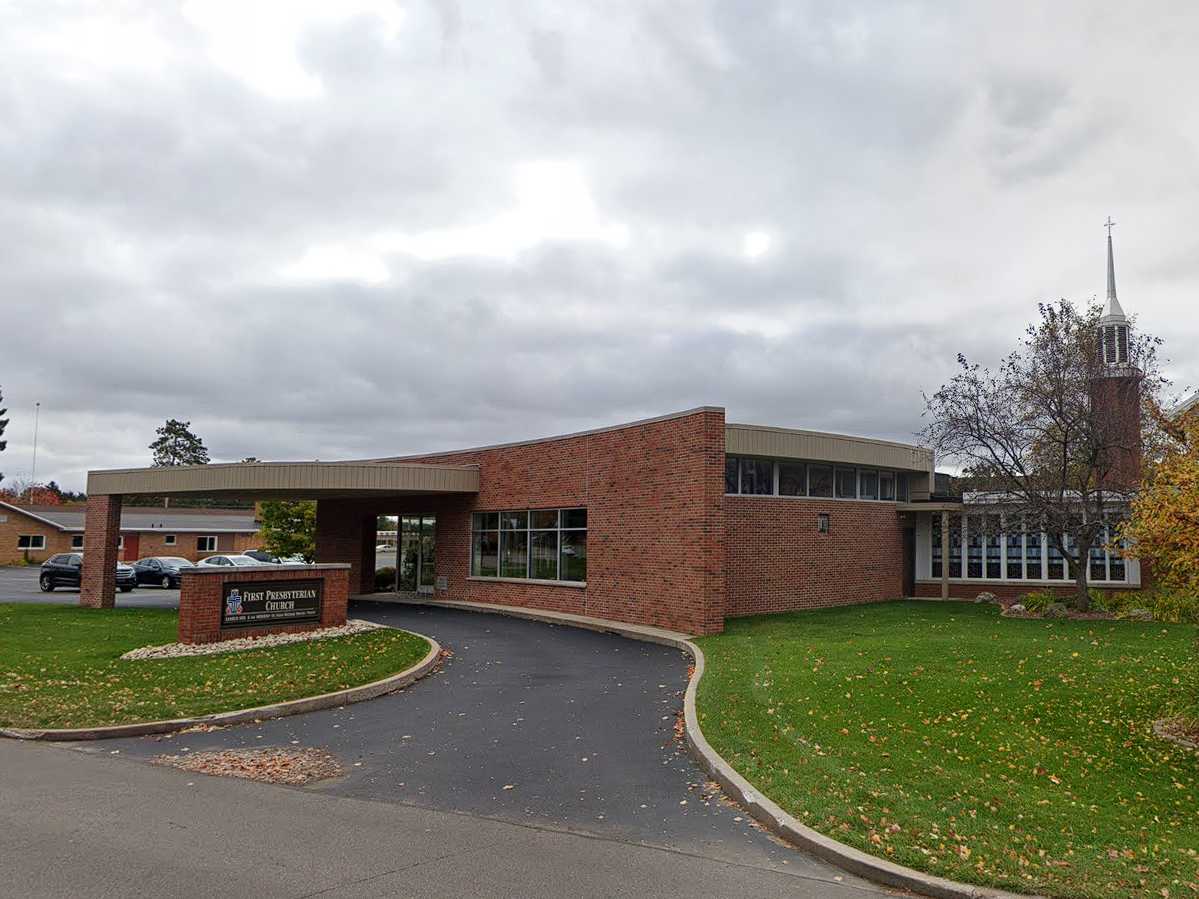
[178,564,350,645]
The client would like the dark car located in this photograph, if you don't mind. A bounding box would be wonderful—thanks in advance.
[39,554,136,592]
[132,556,196,588]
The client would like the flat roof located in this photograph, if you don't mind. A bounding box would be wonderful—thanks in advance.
[86,461,480,500]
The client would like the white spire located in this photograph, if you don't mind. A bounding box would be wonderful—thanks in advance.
[1101,217,1126,323]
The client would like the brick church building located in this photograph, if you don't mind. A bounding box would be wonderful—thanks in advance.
[73,233,1148,635]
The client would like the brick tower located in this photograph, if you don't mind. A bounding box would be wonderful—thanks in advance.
[1091,219,1142,490]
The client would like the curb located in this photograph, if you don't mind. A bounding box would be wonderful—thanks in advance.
[374,597,1037,899]
[1,629,441,742]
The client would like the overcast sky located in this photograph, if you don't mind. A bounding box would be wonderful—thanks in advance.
[2,1,1196,492]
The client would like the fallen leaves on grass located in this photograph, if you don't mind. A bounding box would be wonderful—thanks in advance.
[154,747,344,785]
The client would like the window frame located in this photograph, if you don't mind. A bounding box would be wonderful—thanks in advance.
[471,507,586,585]
[17,534,46,550]
[197,535,218,553]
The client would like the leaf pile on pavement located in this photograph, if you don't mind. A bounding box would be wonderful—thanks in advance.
[154,747,344,784]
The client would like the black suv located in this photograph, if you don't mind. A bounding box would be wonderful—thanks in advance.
[132,556,195,588]
[39,554,137,592]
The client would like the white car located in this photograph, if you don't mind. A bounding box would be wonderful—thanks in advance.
[196,554,267,568]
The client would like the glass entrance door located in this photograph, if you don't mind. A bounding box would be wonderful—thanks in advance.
[397,515,436,594]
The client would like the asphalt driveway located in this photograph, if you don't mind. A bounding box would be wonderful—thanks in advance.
[71,600,886,895]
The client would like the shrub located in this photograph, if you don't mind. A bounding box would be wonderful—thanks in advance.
[1102,588,1199,624]
[374,567,397,591]
[1020,590,1058,613]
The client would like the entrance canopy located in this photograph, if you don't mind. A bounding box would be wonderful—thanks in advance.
[86,461,480,501]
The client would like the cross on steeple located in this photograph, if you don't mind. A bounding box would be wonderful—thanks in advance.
[1104,216,1116,237]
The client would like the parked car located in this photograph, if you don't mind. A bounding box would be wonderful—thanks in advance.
[241,549,280,564]
[132,556,196,588]
[196,554,266,568]
[276,554,309,565]
[39,554,136,592]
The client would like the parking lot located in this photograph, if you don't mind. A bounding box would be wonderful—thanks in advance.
[0,565,179,608]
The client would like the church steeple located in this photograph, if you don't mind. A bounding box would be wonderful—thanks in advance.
[1099,217,1129,366]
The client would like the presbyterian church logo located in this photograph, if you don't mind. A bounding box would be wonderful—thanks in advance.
[225,588,243,617]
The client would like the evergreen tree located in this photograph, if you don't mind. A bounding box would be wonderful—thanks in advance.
[149,419,211,467]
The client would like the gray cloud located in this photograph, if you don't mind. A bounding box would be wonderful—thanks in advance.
[0,0,1196,492]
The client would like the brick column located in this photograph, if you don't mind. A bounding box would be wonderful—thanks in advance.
[80,494,122,608]
[315,499,377,596]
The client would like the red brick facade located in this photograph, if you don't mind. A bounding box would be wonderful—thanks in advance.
[726,497,906,617]
[323,407,727,635]
[177,566,349,644]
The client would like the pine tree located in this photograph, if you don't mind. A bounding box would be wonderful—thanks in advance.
[149,419,210,467]
[149,418,210,508]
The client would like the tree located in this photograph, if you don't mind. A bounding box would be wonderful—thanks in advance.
[1118,409,1199,591]
[258,501,317,561]
[150,419,210,467]
[0,386,7,486]
[149,419,210,509]
[922,300,1162,610]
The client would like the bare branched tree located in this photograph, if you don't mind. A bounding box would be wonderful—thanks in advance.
[921,300,1163,609]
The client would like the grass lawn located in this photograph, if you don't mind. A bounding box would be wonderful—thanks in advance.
[696,601,1199,898]
[0,603,432,729]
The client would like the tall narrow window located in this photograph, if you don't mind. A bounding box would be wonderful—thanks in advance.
[896,473,910,502]
[1006,524,1024,580]
[778,462,806,496]
[1025,528,1043,580]
[966,516,983,578]
[560,508,587,582]
[985,514,1002,579]
[725,457,740,494]
[931,516,943,578]
[879,471,895,501]
[859,470,879,500]
[835,468,857,499]
[808,464,833,497]
[500,511,529,578]
[530,510,560,580]
[948,515,963,577]
[471,512,499,577]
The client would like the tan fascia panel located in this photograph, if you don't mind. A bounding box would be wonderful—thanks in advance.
[725,423,935,474]
[87,461,480,499]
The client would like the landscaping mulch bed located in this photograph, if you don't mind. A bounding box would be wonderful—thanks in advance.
[154,747,344,785]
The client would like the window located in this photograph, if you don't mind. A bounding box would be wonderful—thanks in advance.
[17,535,46,550]
[896,473,910,502]
[778,462,806,496]
[725,457,740,494]
[931,515,943,578]
[859,470,879,500]
[1006,525,1024,579]
[71,535,85,549]
[808,464,834,497]
[499,511,529,578]
[164,534,176,546]
[948,516,962,577]
[473,508,586,583]
[966,516,983,578]
[835,468,857,499]
[817,513,830,534]
[1026,528,1043,579]
[879,471,895,501]
[984,514,1002,579]
[741,459,773,495]
[197,535,217,553]
[117,535,124,550]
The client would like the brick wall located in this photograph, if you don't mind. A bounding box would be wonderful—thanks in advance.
[0,509,73,564]
[177,566,348,644]
[725,496,906,616]
[320,407,728,635]
[80,494,122,609]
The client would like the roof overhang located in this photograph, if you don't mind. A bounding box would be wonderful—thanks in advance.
[897,501,965,513]
[726,423,934,473]
[86,461,480,500]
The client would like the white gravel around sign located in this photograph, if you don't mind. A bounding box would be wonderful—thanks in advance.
[120,619,386,661]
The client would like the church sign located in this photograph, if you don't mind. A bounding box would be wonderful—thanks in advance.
[221,579,323,629]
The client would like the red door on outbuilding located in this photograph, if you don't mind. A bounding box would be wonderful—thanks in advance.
[123,534,139,562]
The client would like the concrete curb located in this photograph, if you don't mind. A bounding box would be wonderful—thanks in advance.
[375,597,1036,899]
[1,629,441,742]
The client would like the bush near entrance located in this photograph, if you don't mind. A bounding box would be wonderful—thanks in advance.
[0,604,430,729]
[695,602,1199,898]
